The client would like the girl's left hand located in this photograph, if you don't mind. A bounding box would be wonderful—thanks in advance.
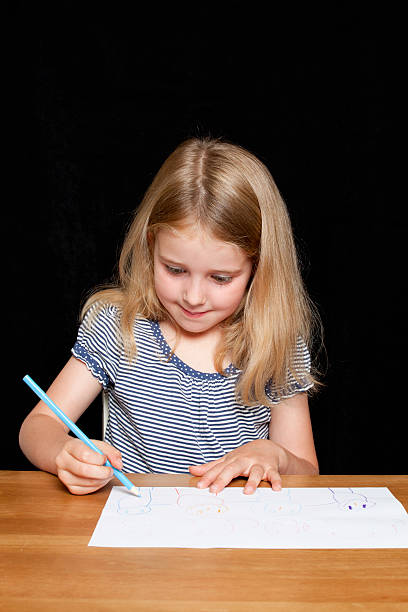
[189,439,288,495]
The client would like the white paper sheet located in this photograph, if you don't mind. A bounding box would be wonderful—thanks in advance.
[88,486,408,548]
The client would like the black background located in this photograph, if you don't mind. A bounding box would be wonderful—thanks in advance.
[5,3,404,474]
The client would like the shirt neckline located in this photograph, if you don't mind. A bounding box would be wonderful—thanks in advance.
[148,320,237,380]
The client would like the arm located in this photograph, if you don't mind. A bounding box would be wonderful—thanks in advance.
[189,392,318,494]
[19,356,123,494]
[268,391,319,475]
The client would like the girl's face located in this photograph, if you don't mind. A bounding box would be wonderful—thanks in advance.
[153,225,253,336]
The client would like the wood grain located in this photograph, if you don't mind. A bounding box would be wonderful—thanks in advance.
[1,472,407,610]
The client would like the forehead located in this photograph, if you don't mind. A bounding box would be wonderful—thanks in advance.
[154,225,250,264]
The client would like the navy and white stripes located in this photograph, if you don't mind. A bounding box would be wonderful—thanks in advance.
[72,305,312,474]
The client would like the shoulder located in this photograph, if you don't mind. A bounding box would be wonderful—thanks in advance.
[78,303,155,355]
[132,317,157,347]
[81,302,122,334]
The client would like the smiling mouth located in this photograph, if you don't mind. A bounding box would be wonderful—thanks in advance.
[180,306,209,318]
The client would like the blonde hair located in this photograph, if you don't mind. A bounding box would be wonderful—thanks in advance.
[82,137,321,405]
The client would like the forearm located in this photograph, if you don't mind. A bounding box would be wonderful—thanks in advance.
[281,446,319,475]
[19,413,72,475]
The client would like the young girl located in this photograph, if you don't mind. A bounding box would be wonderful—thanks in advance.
[19,137,320,496]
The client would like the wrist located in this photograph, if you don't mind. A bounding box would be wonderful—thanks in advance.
[276,444,318,475]
[276,443,291,473]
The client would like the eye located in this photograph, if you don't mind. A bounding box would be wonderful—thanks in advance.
[212,274,233,284]
[165,265,185,275]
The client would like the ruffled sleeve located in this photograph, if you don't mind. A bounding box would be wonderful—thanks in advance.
[71,304,122,389]
[265,337,314,403]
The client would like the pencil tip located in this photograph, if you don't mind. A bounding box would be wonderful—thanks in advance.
[129,486,141,497]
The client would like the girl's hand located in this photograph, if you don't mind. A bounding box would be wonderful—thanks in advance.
[55,438,123,495]
[189,440,288,495]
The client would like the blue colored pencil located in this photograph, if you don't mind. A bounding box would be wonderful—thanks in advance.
[23,374,140,496]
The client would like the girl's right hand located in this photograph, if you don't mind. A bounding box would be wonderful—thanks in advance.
[55,438,123,495]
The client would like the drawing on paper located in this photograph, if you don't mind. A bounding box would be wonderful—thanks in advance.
[117,487,153,515]
[89,486,408,549]
[175,488,229,517]
[264,487,302,515]
[328,487,375,511]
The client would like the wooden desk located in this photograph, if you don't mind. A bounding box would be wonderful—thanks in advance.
[1,472,407,611]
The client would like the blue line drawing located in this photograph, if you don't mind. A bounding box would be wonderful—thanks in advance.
[117,487,153,515]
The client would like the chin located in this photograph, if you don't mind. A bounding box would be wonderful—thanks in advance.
[180,322,211,333]
[178,318,215,334]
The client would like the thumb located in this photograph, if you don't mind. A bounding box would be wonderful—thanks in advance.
[92,440,123,470]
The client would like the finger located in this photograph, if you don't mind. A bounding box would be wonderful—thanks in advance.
[58,473,112,495]
[244,464,265,495]
[266,467,282,491]
[58,468,112,489]
[57,452,114,481]
[65,439,108,466]
[189,458,223,476]
[67,486,104,495]
[206,460,247,494]
[194,461,231,489]
[66,439,123,470]
[98,442,123,470]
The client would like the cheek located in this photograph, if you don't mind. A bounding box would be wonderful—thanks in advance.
[212,282,248,311]
[154,269,177,302]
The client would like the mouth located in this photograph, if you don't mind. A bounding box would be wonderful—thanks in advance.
[180,306,209,318]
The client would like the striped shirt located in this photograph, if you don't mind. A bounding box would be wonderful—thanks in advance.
[72,305,312,474]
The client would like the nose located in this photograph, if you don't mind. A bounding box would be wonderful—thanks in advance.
[182,277,206,307]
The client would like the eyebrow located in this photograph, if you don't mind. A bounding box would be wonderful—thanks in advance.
[159,256,242,275]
